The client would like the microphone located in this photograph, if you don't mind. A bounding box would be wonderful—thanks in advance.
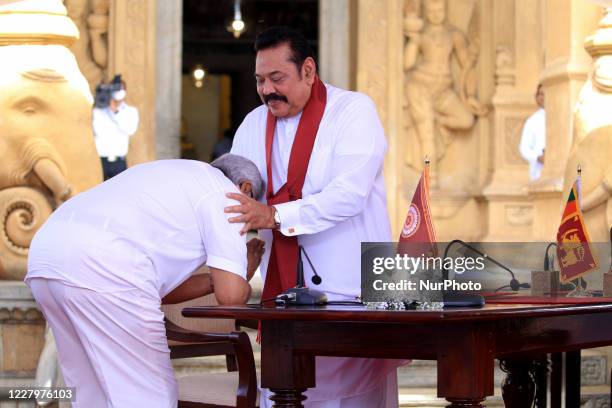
[443,239,529,292]
[275,245,327,306]
[297,245,323,286]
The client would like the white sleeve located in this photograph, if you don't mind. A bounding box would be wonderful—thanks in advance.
[519,116,539,163]
[197,192,248,279]
[274,96,387,236]
[113,105,140,136]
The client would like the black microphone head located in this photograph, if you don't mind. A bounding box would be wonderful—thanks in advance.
[311,275,322,285]
[510,278,520,291]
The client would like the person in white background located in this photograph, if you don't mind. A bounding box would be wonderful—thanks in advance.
[227,26,399,408]
[519,83,546,181]
[92,78,139,180]
[25,155,265,408]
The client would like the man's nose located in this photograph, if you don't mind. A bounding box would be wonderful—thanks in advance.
[260,80,275,95]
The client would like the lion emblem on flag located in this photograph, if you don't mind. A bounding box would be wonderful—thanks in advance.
[401,204,421,238]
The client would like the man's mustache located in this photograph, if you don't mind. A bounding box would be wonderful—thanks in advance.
[263,93,288,104]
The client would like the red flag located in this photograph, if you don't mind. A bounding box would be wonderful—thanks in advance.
[556,177,598,283]
[399,166,437,257]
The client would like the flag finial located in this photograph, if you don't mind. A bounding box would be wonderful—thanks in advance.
[577,163,582,176]
[424,156,430,166]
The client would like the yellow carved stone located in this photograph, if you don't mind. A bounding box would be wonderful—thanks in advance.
[0,0,102,279]
[403,0,487,187]
[565,8,612,243]
[66,0,109,90]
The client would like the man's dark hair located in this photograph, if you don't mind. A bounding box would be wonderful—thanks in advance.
[254,26,317,74]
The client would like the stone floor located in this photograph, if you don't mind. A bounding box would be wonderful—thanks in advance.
[173,349,612,408]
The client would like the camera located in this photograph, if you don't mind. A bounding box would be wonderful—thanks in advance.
[94,74,123,108]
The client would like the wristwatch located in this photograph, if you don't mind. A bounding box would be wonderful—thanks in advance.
[272,206,281,229]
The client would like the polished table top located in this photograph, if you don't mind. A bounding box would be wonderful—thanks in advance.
[182,302,612,322]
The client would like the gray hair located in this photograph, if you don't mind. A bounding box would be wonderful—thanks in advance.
[211,154,264,200]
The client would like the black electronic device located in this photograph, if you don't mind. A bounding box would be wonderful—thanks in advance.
[275,246,327,306]
[94,74,123,108]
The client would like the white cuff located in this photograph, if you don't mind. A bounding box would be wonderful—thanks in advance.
[206,255,247,280]
[275,201,302,236]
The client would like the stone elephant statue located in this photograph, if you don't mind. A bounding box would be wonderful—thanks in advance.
[0,45,103,280]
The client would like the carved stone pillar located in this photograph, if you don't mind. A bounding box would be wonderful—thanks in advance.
[108,0,157,165]
[481,0,544,240]
[0,281,45,391]
[319,0,352,90]
[355,0,404,236]
[155,0,182,159]
[529,0,602,240]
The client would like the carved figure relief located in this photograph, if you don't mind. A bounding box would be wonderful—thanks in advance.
[564,9,612,242]
[0,2,103,279]
[403,0,488,186]
[66,0,109,89]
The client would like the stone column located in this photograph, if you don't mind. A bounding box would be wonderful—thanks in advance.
[529,0,602,239]
[108,0,157,165]
[155,0,182,159]
[319,0,352,89]
[355,0,404,235]
[0,282,45,392]
[481,0,544,240]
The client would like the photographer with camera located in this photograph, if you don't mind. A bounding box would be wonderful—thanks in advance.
[92,75,139,180]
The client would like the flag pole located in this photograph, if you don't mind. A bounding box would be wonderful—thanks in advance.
[423,156,430,191]
[575,163,588,295]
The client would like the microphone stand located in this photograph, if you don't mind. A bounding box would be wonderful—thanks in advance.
[433,240,483,306]
[443,239,528,291]
[275,246,327,306]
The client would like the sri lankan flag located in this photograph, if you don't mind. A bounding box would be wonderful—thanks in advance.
[398,165,438,257]
[556,177,598,283]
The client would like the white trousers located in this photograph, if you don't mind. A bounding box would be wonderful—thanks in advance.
[29,278,177,408]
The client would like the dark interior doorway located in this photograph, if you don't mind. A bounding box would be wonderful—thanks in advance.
[181,0,319,162]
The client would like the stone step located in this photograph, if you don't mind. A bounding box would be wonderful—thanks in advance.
[398,386,611,408]
[174,348,610,387]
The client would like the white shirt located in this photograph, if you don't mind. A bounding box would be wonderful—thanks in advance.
[231,83,391,299]
[26,160,247,299]
[519,108,546,181]
[92,103,139,159]
[232,84,395,404]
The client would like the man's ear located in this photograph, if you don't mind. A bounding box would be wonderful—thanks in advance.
[302,57,316,85]
[239,181,253,197]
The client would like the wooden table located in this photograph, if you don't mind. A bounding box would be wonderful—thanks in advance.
[183,303,612,408]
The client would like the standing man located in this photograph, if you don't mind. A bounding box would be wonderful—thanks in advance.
[26,155,265,408]
[519,83,546,181]
[228,27,398,408]
[92,78,139,180]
